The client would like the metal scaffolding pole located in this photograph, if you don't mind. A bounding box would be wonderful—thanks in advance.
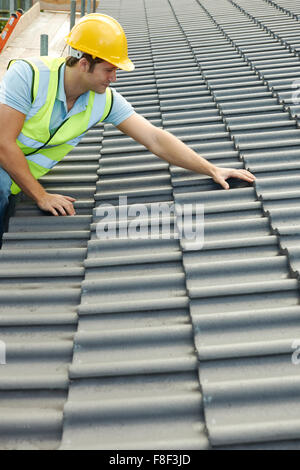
[9,0,14,16]
[40,34,48,56]
[25,0,31,11]
[70,0,76,30]
[80,0,85,17]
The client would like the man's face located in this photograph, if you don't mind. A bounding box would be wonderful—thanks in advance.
[86,60,118,94]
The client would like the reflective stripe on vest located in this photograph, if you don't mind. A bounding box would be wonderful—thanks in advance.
[7,57,112,195]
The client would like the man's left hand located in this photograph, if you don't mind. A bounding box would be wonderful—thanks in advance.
[211,167,256,190]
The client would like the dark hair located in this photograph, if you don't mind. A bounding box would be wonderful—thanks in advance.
[65,52,104,73]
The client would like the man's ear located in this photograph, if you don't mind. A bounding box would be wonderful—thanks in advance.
[78,57,90,72]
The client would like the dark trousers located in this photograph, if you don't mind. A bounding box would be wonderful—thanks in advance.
[0,167,12,238]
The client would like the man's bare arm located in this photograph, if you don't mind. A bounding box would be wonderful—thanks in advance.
[117,113,255,189]
[0,104,76,215]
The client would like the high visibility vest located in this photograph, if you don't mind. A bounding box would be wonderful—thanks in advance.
[7,56,113,195]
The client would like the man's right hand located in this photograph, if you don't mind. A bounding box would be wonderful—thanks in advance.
[36,192,76,216]
[0,105,77,217]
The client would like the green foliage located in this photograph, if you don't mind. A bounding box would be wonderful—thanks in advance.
[0,19,7,33]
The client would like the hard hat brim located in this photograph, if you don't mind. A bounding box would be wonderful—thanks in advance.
[115,58,135,72]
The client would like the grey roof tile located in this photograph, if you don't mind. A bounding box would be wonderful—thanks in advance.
[185,255,289,286]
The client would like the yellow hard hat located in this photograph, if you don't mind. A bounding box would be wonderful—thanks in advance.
[65,13,134,71]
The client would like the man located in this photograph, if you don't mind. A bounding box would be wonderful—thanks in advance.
[0,13,255,234]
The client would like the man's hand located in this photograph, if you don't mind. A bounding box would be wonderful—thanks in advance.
[211,167,256,190]
[36,193,76,216]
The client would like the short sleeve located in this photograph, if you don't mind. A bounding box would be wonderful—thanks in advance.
[103,88,135,126]
[0,60,33,115]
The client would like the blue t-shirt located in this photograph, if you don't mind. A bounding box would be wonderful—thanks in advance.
[0,60,134,133]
